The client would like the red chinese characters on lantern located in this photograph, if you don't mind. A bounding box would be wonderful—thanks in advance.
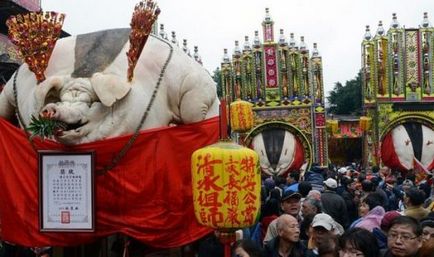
[192,142,261,229]
[242,204,257,225]
[198,191,222,208]
[198,175,222,191]
[207,207,224,226]
[226,206,241,226]
[224,156,240,176]
[196,153,223,175]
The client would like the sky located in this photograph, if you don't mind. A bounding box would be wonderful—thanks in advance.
[41,0,434,96]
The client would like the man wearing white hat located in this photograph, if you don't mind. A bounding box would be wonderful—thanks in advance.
[306,213,344,257]
[320,178,349,229]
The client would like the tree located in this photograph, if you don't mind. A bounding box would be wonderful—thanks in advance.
[212,67,222,98]
[327,72,363,115]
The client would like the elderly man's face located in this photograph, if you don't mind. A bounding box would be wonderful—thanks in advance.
[388,224,422,257]
[278,215,300,243]
[282,197,301,217]
[302,201,317,217]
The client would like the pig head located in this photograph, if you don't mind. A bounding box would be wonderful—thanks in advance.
[0,28,219,144]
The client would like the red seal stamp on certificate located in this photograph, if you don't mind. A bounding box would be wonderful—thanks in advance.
[61,211,70,224]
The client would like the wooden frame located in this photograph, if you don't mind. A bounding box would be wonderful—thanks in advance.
[39,151,95,232]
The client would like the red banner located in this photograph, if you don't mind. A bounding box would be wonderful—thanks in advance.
[264,46,278,88]
[0,117,218,247]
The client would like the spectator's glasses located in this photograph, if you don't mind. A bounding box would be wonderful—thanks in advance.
[388,232,418,242]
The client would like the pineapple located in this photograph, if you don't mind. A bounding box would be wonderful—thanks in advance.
[27,115,66,140]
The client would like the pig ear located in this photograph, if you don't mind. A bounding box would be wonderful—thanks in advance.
[35,76,64,105]
[90,73,131,107]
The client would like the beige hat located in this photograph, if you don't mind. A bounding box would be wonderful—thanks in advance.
[323,178,337,189]
[312,213,335,230]
[312,213,344,235]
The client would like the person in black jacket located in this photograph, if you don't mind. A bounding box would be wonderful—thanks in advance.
[321,178,349,229]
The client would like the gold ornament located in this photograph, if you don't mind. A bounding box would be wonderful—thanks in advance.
[6,12,65,83]
[127,0,160,82]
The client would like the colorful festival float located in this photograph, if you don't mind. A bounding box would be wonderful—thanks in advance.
[361,13,434,173]
[0,0,254,255]
[220,8,328,177]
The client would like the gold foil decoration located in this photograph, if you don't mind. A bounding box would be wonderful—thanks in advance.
[127,0,160,82]
[6,12,65,84]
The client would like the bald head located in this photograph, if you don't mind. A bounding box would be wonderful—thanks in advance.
[277,214,300,243]
[277,214,297,230]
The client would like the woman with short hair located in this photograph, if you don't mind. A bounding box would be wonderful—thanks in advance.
[338,228,380,257]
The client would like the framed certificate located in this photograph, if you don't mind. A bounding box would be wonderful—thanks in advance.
[39,151,95,232]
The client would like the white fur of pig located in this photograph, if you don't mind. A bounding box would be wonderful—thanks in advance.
[0,29,219,144]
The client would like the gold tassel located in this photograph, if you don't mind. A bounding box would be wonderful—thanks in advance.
[127,0,160,82]
[6,12,65,84]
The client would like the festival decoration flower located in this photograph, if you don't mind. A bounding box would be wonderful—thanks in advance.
[127,0,160,82]
[6,12,65,83]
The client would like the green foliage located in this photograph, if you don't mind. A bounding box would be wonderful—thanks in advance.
[327,72,363,115]
[27,115,66,140]
[212,67,222,98]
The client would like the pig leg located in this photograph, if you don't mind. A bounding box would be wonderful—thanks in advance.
[178,72,219,123]
[0,78,17,120]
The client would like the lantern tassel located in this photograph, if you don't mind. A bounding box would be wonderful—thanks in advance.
[218,231,236,257]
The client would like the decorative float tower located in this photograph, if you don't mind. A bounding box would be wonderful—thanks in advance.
[362,13,434,171]
[221,8,328,176]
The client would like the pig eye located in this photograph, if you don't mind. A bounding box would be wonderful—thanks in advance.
[44,87,60,105]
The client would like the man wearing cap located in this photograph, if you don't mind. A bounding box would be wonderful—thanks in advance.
[263,190,302,244]
[321,178,349,228]
[264,214,306,257]
[306,213,343,257]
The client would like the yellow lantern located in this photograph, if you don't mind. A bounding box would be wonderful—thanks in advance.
[191,141,261,229]
[326,120,339,134]
[230,100,254,133]
[359,116,372,132]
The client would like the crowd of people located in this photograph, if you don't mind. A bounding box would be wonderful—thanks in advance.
[1,164,433,257]
[230,164,434,257]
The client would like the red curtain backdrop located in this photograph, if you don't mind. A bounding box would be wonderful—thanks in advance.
[0,117,218,248]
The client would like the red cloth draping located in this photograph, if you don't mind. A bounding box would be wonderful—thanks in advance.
[0,117,219,248]
[292,137,305,171]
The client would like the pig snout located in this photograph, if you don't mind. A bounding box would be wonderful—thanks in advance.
[40,102,89,125]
